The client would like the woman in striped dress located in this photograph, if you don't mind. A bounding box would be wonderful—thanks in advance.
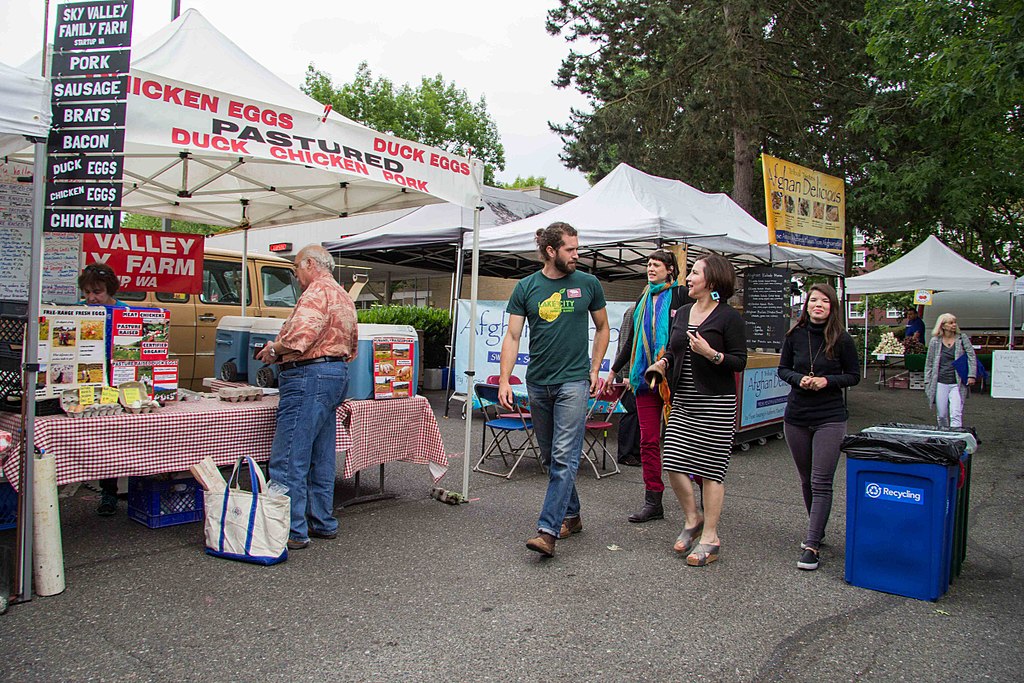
[646,254,746,566]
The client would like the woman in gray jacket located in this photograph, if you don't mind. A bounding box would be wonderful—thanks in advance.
[924,313,976,428]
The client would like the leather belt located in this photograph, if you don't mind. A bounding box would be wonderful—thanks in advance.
[279,355,349,372]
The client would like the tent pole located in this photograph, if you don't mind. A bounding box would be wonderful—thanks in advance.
[461,208,482,500]
[239,201,249,319]
[443,236,465,418]
[862,295,869,381]
[1009,292,1016,350]
[15,139,47,604]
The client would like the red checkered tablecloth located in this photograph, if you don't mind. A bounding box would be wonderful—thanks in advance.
[337,395,448,481]
[0,395,447,490]
[0,430,11,454]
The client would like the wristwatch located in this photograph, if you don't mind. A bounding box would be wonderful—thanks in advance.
[711,352,722,364]
[268,344,277,358]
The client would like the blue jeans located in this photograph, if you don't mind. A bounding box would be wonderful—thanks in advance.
[527,379,589,538]
[269,361,349,542]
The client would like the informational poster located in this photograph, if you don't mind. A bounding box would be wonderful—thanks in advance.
[0,161,81,303]
[738,366,790,429]
[111,359,178,399]
[36,305,108,399]
[45,0,135,234]
[743,267,791,351]
[762,154,845,254]
[373,337,415,399]
[453,300,632,394]
[110,307,169,362]
[82,228,203,293]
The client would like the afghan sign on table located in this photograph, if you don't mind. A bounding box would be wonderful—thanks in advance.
[372,338,415,399]
[0,162,81,303]
[36,305,108,399]
[762,154,845,254]
[742,267,791,351]
[82,228,203,294]
[45,0,135,234]
[110,307,169,363]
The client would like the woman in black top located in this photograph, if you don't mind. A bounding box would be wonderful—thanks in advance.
[607,250,691,524]
[647,254,747,567]
[777,283,859,571]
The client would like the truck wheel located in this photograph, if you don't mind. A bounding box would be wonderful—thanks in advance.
[219,361,237,382]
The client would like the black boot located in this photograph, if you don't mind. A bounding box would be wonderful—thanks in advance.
[628,490,664,523]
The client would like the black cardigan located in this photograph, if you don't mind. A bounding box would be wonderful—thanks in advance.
[663,303,747,396]
[777,321,860,426]
[611,286,692,375]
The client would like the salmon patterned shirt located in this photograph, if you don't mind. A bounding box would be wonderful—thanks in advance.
[276,270,358,363]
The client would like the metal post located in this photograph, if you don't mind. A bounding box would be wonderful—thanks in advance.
[862,295,869,381]
[461,208,482,500]
[1009,292,1016,350]
[443,237,465,417]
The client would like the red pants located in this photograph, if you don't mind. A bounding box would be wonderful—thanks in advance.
[635,390,665,492]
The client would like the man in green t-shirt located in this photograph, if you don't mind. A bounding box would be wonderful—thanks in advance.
[499,222,610,558]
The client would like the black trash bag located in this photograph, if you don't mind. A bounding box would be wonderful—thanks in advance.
[841,433,965,466]
[877,422,981,446]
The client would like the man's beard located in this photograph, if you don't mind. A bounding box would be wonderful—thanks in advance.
[554,254,577,274]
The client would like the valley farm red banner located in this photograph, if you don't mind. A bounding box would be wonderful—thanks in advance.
[82,227,203,293]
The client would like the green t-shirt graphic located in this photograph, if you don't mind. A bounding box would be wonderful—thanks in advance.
[507,270,607,385]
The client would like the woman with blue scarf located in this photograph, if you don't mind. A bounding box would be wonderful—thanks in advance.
[607,249,691,523]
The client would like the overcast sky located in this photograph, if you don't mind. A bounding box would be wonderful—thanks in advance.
[0,0,593,195]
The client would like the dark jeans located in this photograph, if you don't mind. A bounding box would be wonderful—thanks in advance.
[784,420,847,548]
[100,478,117,498]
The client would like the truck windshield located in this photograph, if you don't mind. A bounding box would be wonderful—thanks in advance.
[262,266,300,307]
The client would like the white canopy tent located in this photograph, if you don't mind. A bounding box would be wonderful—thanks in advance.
[0,57,51,605]
[477,163,845,277]
[845,235,1017,375]
[6,9,486,601]
[845,234,1016,294]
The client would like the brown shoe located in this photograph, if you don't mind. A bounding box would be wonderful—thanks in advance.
[559,515,583,539]
[526,532,557,557]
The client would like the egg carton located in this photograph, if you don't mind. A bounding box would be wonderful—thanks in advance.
[217,386,264,402]
[118,381,161,414]
[61,387,124,418]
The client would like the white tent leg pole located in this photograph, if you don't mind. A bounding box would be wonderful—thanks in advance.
[240,224,249,319]
[862,295,869,381]
[461,209,482,500]
[1009,293,1015,350]
[16,139,47,603]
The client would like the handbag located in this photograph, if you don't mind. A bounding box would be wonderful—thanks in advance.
[204,456,290,565]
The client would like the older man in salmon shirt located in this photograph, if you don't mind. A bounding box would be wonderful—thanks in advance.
[256,244,357,550]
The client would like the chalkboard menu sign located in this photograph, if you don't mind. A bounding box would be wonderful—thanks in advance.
[743,267,790,350]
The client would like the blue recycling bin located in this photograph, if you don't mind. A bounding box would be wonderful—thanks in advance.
[843,431,967,602]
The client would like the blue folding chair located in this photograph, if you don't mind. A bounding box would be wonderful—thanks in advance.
[473,383,542,479]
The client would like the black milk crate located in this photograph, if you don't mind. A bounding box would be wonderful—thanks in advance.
[127,476,205,528]
[0,300,61,416]
[0,482,17,531]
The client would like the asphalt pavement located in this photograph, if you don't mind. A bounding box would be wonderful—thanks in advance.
[0,382,1021,682]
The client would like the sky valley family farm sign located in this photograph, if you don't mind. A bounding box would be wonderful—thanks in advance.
[82,228,203,293]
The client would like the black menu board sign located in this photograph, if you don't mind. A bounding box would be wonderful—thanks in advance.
[743,267,790,350]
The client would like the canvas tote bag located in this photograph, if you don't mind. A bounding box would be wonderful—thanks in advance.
[204,456,289,565]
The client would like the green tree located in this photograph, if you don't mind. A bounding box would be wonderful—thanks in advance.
[121,214,228,235]
[546,0,873,215]
[303,62,505,185]
[848,0,1024,275]
[495,175,549,189]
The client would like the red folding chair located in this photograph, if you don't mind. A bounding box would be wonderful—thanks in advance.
[580,382,627,479]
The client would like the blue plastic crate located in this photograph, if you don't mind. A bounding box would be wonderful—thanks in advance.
[0,481,17,531]
[127,476,204,528]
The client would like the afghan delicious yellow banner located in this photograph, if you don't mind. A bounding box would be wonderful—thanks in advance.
[761,154,845,254]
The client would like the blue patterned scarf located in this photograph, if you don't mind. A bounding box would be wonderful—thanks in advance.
[629,282,673,391]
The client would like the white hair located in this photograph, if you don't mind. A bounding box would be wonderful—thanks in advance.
[296,244,335,272]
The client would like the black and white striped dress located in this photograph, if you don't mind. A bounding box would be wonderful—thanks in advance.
[662,324,738,483]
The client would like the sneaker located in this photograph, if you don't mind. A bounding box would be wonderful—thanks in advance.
[800,537,826,550]
[309,529,337,540]
[797,546,819,571]
[287,538,310,550]
[97,494,118,516]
